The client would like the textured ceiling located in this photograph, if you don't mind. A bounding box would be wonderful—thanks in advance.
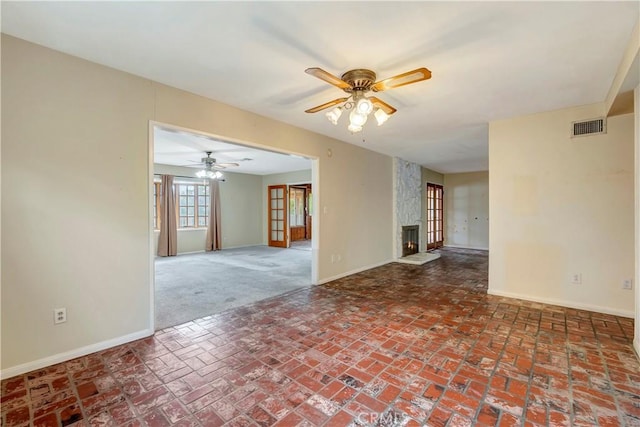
[2,1,637,173]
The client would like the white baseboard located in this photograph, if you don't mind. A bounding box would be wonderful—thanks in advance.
[177,250,205,255]
[444,244,489,251]
[1,329,154,380]
[318,259,394,285]
[222,244,266,250]
[155,244,266,257]
[487,289,634,318]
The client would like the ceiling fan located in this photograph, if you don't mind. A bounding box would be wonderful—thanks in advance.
[304,67,432,133]
[191,151,239,170]
[191,151,238,180]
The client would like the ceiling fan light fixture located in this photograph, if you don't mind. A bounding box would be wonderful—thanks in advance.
[374,108,390,126]
[326,106,342,125]
[196,168,224,180]
[349,109,368,127]
[356,97,373,115]
[347,123,363,133]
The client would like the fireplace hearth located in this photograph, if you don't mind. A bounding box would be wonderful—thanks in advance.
[402,225,419,257]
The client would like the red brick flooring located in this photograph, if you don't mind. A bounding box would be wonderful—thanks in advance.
[2,248,639,426]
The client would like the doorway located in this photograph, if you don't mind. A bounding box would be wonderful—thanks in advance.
[267,183,313,249]
[150,122,319,330]
[289,184,312,242]
[426,182,444,249]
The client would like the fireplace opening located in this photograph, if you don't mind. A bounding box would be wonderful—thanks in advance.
[402,225,419,257]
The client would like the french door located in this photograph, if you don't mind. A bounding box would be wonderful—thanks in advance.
[426,183,444,249]
[268,185,288,247]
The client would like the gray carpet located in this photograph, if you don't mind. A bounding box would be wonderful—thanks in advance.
[154,245,311,330]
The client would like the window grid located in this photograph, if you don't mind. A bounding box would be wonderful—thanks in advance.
[155,182,209,230]
[176,184,209,228]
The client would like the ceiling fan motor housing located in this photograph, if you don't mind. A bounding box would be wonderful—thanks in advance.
[341,69,376,92]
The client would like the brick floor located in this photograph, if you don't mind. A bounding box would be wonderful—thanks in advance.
[2,248,639,426]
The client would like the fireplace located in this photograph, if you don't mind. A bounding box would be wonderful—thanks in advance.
[402,225,419,257]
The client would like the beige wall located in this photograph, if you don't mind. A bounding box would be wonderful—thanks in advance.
[422,167,444,186]
[443,172,489,250]
[1,36,393,374]
[261,170,312,245]
[2,36,155,374]
[489,104,635,317]
[153,164,263,254]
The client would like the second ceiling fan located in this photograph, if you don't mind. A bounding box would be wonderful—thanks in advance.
[304,66,432,133]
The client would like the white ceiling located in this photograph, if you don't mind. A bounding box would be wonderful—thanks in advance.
[2,2,637,173]
[154,126,311,175]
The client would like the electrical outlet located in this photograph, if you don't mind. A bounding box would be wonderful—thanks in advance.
[623,279,633,290]
[54,308,67,324]
[571,273,582,285]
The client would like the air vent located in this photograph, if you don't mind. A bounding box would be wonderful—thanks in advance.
[571,118,606,137]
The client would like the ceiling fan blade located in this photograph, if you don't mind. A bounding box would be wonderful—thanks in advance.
[305,97,349,113]
[369,97,397,115]
[305,68,351,90]
[216,162,239,168]
[371,67,432,92]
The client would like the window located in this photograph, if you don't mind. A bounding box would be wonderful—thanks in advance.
[154,181,209,229]
[176,183,209,228]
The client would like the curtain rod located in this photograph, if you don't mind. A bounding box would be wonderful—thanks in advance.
[153,173,226,182]
[154,173,199,179]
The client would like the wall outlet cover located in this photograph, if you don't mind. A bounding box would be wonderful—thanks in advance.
[54,308,67,324]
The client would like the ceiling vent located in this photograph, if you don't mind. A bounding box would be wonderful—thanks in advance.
[571,118,606,137]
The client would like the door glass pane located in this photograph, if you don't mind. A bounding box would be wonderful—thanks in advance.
[278,231,284,241]
[271,189,277,198]
[277,199,283,209]
[272,220,278,230]
[277,188,283,198]
[272,231,277,240]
